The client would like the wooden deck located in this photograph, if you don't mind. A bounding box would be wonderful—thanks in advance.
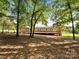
[34,32,61,36]
[20,27,61,36]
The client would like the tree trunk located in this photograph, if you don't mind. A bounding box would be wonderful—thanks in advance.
[67,0,75,39]
[30,12,34,37]
[2,22,5,34]
[30,0,37,38]
[32,19,38,37]
[32,12,42,37]
[72,17,75,39]
[32,24,36,37]
[16,0,20,37]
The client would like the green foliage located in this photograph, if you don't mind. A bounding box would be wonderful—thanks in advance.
[0,13,6,17]
[75,22,79,31]
[0,0,79,38]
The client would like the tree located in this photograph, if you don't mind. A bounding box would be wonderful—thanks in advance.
[66,0,79,39]
[0,0,8,33]
[30,0,37,37]
[50,0,69,32]
[16,0,20,37]
[27,0,51,38]
[51,0,79,39]
[7,0,28,36]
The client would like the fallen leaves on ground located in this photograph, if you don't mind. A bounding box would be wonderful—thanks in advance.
[0,34,79,59]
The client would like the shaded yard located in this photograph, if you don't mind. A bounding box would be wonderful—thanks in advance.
[0,34,79,59]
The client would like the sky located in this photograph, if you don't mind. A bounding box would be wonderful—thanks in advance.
[35,19,53,27]
[35,18,76,27]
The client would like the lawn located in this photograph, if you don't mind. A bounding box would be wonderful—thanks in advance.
[62,31,79,37]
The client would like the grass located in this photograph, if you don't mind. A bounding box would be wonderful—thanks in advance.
[62,31,79,37]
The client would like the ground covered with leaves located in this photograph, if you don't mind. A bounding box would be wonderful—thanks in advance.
[0,34,79,59]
